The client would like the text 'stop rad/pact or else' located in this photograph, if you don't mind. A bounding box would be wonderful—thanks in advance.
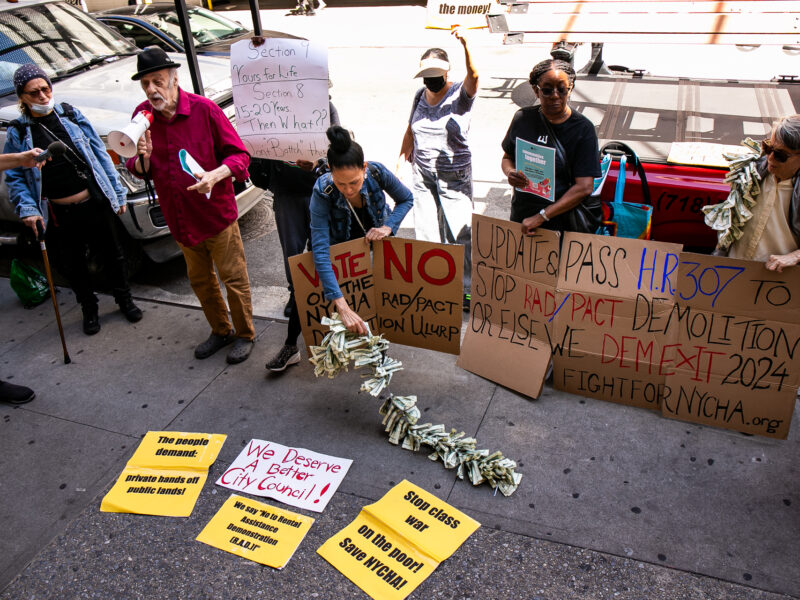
[459,214,800,439]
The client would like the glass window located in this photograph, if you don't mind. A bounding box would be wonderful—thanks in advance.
[104,20,171,52]
[143,7,246,48]
[0,2,136,97]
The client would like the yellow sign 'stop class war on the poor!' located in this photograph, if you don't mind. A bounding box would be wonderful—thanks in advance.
[318,480,480,600]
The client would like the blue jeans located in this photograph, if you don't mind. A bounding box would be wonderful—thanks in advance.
[411,163,473,293]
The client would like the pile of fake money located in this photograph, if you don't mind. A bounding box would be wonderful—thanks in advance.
[701,138,762,249]
[308,314,522,497]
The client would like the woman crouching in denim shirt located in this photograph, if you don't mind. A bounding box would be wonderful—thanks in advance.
[312,126,414,335]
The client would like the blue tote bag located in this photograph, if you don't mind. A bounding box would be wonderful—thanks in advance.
[597,149,653,240]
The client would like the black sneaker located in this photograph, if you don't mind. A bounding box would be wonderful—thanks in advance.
[266,344,301,372]
[463,293,471,312]
[0,380,35,405]
[82,303,100,336]
[118,298,143,323]
[194,333,234,359]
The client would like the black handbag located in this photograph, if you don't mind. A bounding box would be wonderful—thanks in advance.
[538,108,601,233]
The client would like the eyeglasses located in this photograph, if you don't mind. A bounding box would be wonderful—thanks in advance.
[536,85,571,97]
[23,86,51,98]
[762,140,800,163]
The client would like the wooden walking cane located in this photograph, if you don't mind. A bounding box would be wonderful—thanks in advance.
[36,221,71,364]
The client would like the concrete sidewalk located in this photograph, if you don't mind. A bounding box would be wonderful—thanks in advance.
[0,281,797,599]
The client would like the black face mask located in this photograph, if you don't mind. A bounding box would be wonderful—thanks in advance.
[423,76,446,93]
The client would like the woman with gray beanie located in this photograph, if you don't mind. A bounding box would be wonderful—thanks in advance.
[3,63,141,335]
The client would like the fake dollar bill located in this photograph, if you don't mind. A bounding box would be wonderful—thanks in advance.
[309,315,522,497]
[701,138,762,249]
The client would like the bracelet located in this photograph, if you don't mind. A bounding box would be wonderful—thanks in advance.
[539,208,549,222]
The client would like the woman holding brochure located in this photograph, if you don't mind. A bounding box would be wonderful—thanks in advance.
[501,58,601,235]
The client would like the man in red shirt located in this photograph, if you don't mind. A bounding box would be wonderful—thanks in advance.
[126,48,255,364]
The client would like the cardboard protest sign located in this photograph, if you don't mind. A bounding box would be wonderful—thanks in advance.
[216,439,352,512]
[373,238,463,354]
[318,480,479,600]
[551,233,683,410]
[290,238,463,354]
[230,38,329,161]
[660,253,800,438]
[289,238,377,350]
[100,467,208,517]
[425,0,495,29]
[196,494,313,568]
[101,431,226,517]
[457,214,559,399]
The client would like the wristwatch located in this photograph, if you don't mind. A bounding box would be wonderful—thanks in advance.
[539,208,549,221]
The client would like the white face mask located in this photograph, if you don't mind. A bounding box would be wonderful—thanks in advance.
[30,97,55,115]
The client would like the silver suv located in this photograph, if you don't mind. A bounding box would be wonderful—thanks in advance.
[0,0,262,268]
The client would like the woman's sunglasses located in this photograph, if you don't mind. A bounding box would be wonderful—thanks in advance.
[535,84,571,97]
[23,86,51,98]
[761,140,800,163]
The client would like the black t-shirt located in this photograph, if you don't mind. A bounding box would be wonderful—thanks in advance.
[502,107,600,224]
[31,111,88,200]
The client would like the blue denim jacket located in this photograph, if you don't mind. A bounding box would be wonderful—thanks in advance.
[310,161,414,301]
[3,103,127,226]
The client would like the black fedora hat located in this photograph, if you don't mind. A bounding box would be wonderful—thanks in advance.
[131,47,181,81]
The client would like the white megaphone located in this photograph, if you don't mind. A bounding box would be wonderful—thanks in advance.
[108,111,154,158]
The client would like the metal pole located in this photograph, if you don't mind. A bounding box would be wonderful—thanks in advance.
[249,0,263,37]
[173,0,204,96]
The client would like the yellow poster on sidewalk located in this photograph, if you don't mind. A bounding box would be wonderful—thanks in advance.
[196,494,314,569]
[100,467,207,517]
[363,480,479,563]
[127,431,227,469]
[317,480,479,600]
[101,431,226,517]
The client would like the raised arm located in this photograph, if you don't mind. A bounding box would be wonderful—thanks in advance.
[453,28,478,97]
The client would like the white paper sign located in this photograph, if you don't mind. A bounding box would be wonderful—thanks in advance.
[216,439,352,512]
[425,0,495,29]
[230,38,330,162]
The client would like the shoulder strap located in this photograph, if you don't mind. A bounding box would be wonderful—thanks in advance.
[59,102,79,125]
[412,88,425,114]
[8,119,26,137]
[367,162,383,188]
[538,107,573,184]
